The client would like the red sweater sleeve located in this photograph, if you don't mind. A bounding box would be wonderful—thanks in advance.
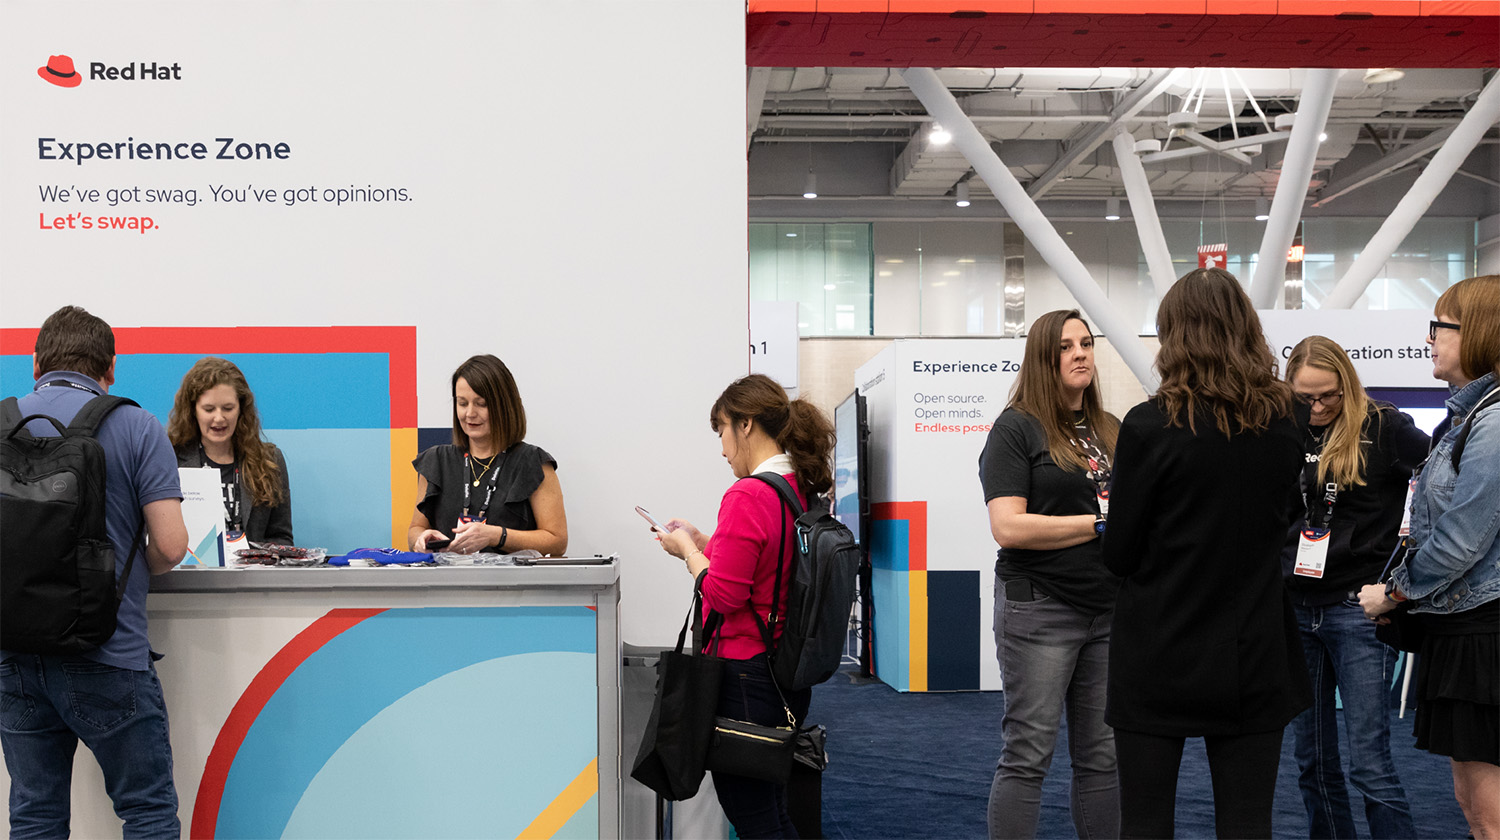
[699,474,806,658]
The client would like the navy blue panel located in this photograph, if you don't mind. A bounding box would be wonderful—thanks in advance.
[927,570,980,691]
[417,427,450,453]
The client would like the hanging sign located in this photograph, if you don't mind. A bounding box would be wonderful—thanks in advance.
[1197,243,1228,269]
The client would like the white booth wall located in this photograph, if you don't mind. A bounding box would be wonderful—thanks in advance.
[1,0,748,650]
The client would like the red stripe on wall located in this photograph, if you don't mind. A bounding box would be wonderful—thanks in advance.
[189,608,385,839]
[871,501,928,571]
[0,326,417,427]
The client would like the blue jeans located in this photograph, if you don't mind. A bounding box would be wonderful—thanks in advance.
[1291,602,1415,839]
[989,577,1118,840]
[0,655,179,839]
[711,654,812,839]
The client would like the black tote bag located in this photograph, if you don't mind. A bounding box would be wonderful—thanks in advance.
[630,583,724,801]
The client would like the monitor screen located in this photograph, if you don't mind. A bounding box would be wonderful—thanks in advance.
[1367,387,1449,437]
[833,390,867,546]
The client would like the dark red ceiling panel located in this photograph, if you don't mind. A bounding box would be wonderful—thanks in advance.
[746,0,1500,67]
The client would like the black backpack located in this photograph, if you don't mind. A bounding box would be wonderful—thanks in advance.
[751,472,861,691]
[1,394,143,654]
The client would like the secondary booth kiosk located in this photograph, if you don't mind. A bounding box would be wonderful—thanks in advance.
[13,560,624,839]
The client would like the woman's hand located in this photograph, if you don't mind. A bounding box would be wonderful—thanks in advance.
[450,520,497,554]
[657,527,698,561]
[664,518,709,550]
[412,529,447,552]
[1359,583,1399,621]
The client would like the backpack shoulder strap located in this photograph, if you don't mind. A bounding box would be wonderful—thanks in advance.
[65,395,139,437]
[750,471,806,518]
[0,397,23,434]
[1451,386,1500,473]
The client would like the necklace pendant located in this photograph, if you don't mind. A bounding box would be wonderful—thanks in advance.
[473,478,481,487]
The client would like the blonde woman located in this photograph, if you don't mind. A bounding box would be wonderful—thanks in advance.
[169,357,292,544]
[1283,336,1428,839]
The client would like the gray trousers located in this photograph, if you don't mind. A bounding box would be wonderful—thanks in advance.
[988,575,1120,840]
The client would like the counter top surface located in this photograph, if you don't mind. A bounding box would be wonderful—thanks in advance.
[150,555,620,592]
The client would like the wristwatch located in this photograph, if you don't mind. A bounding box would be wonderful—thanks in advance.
[1094,514,1107,535]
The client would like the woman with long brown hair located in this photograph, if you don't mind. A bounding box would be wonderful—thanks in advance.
[1102,268,1310,838]
[408,354,567,555]
[169,357,293,544]
[977,309,1120,839]
[1282,336,1426,838]
[654,373,834,838]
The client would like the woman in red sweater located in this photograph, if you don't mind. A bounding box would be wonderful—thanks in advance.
[656,374,835,839]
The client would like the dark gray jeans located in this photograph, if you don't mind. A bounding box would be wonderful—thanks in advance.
[988,575,1119,840]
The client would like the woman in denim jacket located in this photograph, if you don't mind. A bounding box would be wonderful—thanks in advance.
[1361,274,1500,839]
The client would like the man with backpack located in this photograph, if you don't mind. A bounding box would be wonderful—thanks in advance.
[1,305,188,838]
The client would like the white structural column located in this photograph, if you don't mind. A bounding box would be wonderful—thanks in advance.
[1321,74,1500,309]
[902,67,1161,392]
[1249,69,1341,309]
[1113,127,1178,300]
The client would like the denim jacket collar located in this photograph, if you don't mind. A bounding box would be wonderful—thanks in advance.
[1445,371,1498,420]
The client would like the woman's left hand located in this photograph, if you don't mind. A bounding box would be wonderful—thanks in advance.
[451,519,497,554]
[1358,583,1398,621]
[657,527,697,561]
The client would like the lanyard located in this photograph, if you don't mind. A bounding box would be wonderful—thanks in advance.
[462,451,504,520]
[37,380,101,396]
[1070,420,1112,497]
[1301,428,1338,530]
[199,445,243,530]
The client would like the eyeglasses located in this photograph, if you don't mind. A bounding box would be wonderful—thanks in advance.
[1430,320,1460,340]
[1295,391,1343,407]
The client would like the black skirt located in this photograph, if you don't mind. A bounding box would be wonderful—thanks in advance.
[1412,598,1500,765]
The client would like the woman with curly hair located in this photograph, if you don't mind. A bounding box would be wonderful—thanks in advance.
[168,356,293,544]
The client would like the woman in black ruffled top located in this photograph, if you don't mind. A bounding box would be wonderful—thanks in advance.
[407,354,567,555]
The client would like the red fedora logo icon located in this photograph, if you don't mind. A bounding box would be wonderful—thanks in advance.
[38,55,82,88]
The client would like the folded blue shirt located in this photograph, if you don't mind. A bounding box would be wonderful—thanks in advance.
[327,547,434,566]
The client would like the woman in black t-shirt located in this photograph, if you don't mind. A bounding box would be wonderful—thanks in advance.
[407,354,567,555]
[977,309,1119,840]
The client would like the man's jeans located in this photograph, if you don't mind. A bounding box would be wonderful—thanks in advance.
[988,576,1118,840]
[1291,602,1416,839]
[0,654,180,839]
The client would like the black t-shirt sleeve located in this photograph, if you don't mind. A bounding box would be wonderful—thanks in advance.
[1378,405,1430,474]
[979,410,1037,502]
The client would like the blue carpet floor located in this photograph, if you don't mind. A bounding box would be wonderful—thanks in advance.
[813,666,1470,839]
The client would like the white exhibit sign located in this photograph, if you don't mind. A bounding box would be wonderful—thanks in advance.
[1260,309,1438,389]
[857,338,1024,692]
[749,301,799,388]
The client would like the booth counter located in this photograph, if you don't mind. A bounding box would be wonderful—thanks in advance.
[29,560,622,839]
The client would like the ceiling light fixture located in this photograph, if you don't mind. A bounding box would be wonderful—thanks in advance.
[955,182,970,207]
[1363,68,1405,84]
[802,170,817,199]
[1104,198,1121,221]
[929,122,952,145]
[1254,198,1270,221]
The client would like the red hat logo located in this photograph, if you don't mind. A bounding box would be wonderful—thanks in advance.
[38,55,82,88]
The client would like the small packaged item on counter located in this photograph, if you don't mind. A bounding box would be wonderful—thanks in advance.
[231,542,328,567]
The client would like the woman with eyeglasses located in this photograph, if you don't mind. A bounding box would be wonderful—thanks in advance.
[1282,336,1428,839]
[1360,275,1500,839]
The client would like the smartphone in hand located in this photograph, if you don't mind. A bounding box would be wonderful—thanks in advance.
[634,506,669,534]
